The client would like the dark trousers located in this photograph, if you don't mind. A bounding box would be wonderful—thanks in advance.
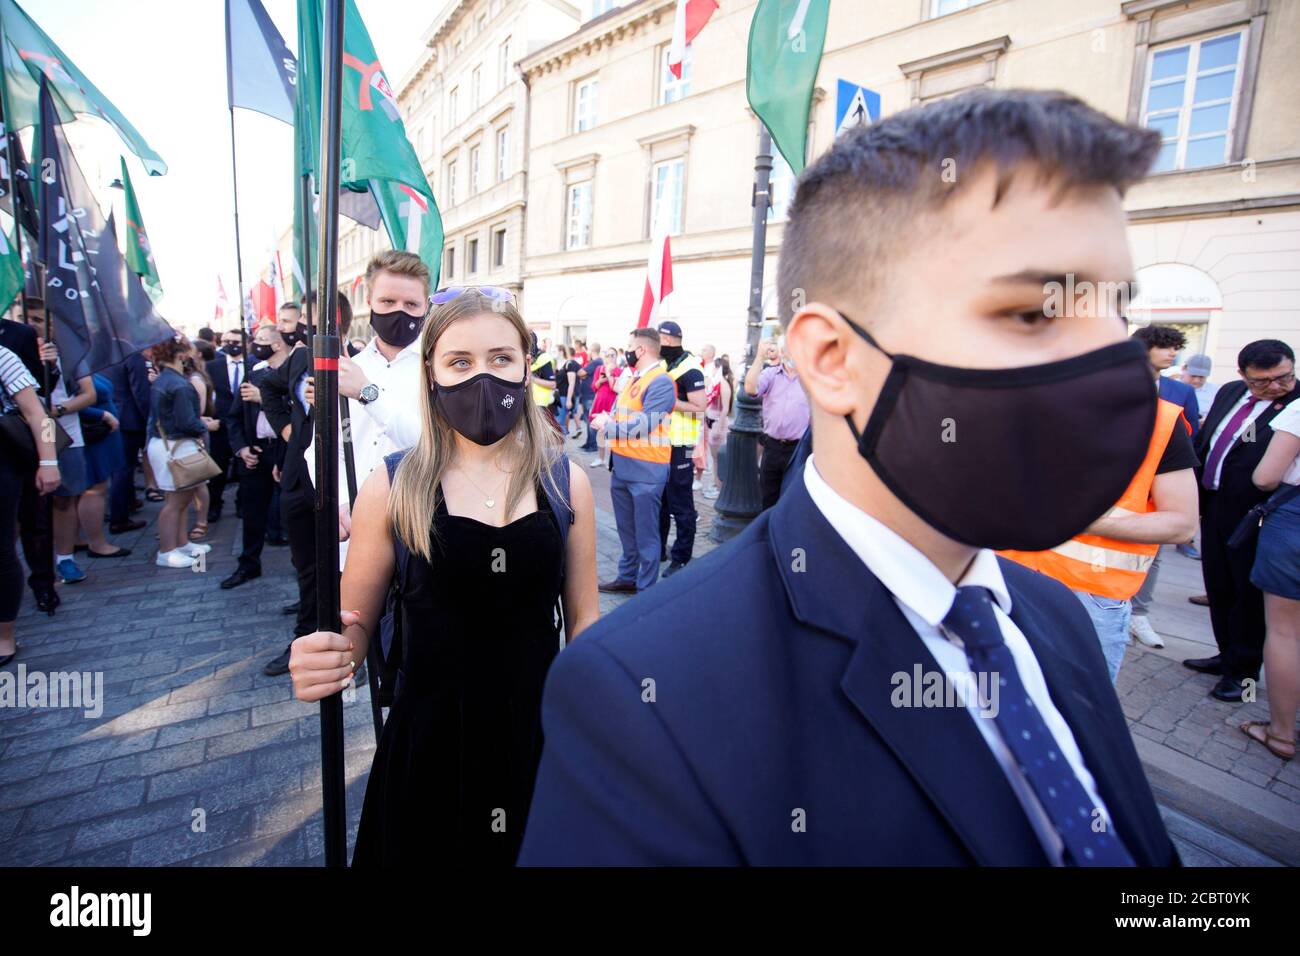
[108,427,145,525]
[208,429,233,515]
[283,482,318,639]
[1200,489,1266,680]
[579,396,598,451]
[759,436,798,511]
[17,471,53,592]
[267,484,284,540]
[234,449,274,574]
[1,462,24,621]
[658,444,697,564]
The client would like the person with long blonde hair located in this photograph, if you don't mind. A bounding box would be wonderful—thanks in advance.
[289,287,599,865]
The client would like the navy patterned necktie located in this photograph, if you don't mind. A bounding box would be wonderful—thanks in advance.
[942,586,1135,866]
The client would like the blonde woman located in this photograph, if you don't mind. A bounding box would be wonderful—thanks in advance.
[290,287,599,866]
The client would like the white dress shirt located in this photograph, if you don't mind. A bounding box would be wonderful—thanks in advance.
[1203,389,1271,490]
[803,455,1112,865]
[306,337,424,567]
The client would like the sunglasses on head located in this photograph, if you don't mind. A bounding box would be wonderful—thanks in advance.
[430,286,515,305]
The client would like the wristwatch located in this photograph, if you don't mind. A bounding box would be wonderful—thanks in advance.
[54,403,67,418]
[357,383,380,406]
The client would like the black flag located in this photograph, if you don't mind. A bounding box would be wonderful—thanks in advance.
[37,78,172,379]
[0,124,39,239]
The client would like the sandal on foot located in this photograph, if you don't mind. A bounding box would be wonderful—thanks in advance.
[1240,720,1295,760]
[145,488,164,502]
[189,524,208,541]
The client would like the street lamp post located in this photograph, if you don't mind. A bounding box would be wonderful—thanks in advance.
[710,122,773,543]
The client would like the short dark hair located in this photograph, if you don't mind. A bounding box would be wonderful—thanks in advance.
[777,88,1161,325]
[197,326,215,342]
[337,291,353,337]
[629,327,661,353]
[23,295,44,311]
[1238,339,1294,372]
[1132,325,1187,351]
[194,338,216,361]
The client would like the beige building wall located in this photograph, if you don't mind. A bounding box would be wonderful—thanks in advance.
[519,0,1300,379]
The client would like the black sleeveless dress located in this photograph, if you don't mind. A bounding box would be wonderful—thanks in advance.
[352,483,564,866]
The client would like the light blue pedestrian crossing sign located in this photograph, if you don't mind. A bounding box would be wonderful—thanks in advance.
[835,80,881,136]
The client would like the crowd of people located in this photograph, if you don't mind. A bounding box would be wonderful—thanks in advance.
[2,87,1298,865]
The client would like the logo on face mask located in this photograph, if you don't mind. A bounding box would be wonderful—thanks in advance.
[501,393,515,409]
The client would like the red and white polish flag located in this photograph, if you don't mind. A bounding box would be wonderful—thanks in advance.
[667,0,719,79]
[639,231,674,329]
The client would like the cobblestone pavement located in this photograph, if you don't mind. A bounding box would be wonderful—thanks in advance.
[0,437,1292,865]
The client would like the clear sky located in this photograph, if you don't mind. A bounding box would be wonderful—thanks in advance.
[25,0,434,335]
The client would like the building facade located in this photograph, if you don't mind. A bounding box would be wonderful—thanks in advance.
[517,0,1300,380]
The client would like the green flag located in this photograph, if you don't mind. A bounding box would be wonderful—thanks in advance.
[120,157,161,301]
[295,0,442,279]
[0,217,21,313]
[0,0,165,175]
[371,178,443,291]
[746,0,830,174]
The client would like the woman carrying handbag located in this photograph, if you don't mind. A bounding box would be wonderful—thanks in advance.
[145,337,221,569]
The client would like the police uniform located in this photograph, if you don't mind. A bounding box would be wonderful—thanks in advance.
[656,325,705,570]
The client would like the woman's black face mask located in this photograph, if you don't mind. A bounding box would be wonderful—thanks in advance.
[836,311,1157,552]
[433,371,528,446]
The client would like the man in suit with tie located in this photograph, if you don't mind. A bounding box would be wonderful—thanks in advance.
[520,89,1179,866]
[259,302,317,677]
[1184,339,1298,701]
[205,330,246,524]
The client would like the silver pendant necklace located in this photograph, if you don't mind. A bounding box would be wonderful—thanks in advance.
[461,468,509,509]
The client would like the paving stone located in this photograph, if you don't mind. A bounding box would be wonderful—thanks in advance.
[146,752,255,802]
[21,778,147,833]
[154,711,251,748]
[129,807,257,866]
[69,795,198,855]
[98,740,209,784]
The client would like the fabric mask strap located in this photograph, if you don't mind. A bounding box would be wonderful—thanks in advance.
[834,308,892,444]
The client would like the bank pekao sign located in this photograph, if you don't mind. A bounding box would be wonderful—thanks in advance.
[1127,262,1223,321]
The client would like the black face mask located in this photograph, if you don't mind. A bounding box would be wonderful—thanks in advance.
[434,372,527,446]
[252,343,274,361]
[840,313,1157,552]
[222,343,243,357]
[625,349,640,370]
[660,344,684,365]
[370,308,424,348]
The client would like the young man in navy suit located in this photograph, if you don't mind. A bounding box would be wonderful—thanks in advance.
[519,89,1180,866]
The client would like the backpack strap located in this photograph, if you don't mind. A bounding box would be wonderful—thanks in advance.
[541,451,573,641]
[377,450,410,706]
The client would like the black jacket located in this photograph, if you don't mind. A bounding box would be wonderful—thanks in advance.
[261,345,313,493]
[0,318,40,386]
[1194,380,1300,528]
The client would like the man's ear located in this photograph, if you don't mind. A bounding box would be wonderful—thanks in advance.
[786,302,876,418]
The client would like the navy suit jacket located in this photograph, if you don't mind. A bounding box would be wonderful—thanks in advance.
[103,351,152,432]
[520,472,1178,866]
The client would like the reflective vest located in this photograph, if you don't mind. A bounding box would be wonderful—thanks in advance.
[530,352,555,406]
[610,364,672,464]
[665,352,704,446]
[1001,399,1191,601]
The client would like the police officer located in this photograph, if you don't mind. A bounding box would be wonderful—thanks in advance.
[655,320,707,578]
[529,332,557,417]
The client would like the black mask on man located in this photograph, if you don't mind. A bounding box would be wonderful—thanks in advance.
[369,309,424,349]
[838,312,1157,552]
[660,344,684,365]
[222,343,243,357]
[434,372,528,446]
[625,349,640,370]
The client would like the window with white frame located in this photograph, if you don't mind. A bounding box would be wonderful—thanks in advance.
[574,77,598,133]
[767,148,794,221]
[498,37,511,90]
[469,146,480,194]
[472,66,482,110]
[932,0,990,16]
[446,159,458,205]
[496,127,508,182]
[1142,30,1245,173]
[650,158,684,235]
[468,237,480,274]
[566,181,593,249]
[659,44,692,104]
[448,86,458,127]
[445,245,456,279]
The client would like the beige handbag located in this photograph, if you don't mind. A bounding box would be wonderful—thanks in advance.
[157,419,221,490]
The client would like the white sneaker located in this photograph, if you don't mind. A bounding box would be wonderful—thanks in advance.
[156,549,195,569]
[588,458,603,468]
[692,480,702,491]
[702,488,720,500]
[1129,615,1165,648]
[181,541,212,557]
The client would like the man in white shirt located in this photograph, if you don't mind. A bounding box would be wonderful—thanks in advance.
[521,89,1178,866]
[305,251,428,568]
